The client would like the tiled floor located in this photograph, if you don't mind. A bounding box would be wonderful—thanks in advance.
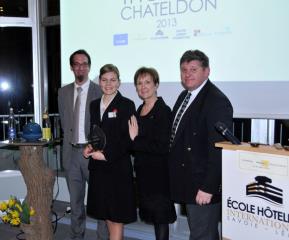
[0,200,189,240]
[0,222,141,240]
[0,200,145,240]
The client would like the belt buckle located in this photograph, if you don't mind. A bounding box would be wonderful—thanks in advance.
[71,143,86,148]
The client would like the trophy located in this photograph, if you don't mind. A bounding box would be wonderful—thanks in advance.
[88,124,106,151]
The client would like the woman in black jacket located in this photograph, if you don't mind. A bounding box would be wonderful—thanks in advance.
[128,67,176,240]
[84,64,136,240]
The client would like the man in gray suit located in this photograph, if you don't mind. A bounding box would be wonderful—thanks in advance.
[58,49,108,240]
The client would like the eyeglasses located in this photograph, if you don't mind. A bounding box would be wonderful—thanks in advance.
[72,62,89,69]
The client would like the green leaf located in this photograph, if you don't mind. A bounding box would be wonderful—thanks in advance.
[20,202,30,224]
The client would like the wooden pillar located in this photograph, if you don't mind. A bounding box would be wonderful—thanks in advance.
[17,143,55,240]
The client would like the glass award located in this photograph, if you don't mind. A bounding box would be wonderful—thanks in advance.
[88,124,106,151]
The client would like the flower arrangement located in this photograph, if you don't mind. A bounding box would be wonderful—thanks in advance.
[0,196,35,226]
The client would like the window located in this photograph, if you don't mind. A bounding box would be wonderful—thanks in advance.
[0,27,33,115]
[46,25,60,113]
[47,0,59,16]
[0,0,28,17]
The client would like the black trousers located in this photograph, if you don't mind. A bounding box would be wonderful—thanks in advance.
[186,202,221,240]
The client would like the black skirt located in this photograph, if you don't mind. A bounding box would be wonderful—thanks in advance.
[135,164,176,224]
[87,162,137,224]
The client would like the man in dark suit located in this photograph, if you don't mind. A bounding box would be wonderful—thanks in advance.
[58,49,108,240]
[168,50,233,240]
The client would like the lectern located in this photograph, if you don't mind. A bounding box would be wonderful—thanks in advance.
[216,142,289,240]
[1,141,55,240]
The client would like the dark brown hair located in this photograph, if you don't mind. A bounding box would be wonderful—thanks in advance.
[180,50,209,68]
[69,49,91,67]
[134,67,159,86]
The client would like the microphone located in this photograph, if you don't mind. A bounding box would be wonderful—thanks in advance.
[215,121,241,145]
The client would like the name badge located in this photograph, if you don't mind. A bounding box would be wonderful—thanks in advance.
[108,112,117,118]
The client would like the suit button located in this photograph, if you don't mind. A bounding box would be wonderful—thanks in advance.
[187,147,191,151]
[193,132,197,136]
[181,163,185,167]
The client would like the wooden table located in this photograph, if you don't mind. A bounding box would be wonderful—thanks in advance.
[1,140,55,240]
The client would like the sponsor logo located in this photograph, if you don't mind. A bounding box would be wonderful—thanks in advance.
[113,34,128,46]
[246,176,283,205]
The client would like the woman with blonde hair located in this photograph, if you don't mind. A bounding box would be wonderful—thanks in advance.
[84,64,136,240]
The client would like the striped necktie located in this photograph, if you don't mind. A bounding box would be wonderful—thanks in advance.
[170,91,191,146]
[72,87,82,144]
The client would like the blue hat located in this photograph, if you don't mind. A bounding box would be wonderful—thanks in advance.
[22,122,42,142]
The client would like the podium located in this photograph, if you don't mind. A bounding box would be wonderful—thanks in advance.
[216,142,289,240]
[1,140,55,240]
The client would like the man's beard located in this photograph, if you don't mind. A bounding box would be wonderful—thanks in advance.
[76,75,85,82]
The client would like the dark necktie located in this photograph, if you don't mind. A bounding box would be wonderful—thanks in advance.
[72,87,82,144]
[170,91,191,146]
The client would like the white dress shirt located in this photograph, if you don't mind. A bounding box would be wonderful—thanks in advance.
[100,92,117,120]
[173,79,208,132]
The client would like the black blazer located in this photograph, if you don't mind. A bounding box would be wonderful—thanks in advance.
[133,97,171,166]
[88,91,135,168]
[86,91,137,223]
[132,97,172,195]
[168,80,233,204]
